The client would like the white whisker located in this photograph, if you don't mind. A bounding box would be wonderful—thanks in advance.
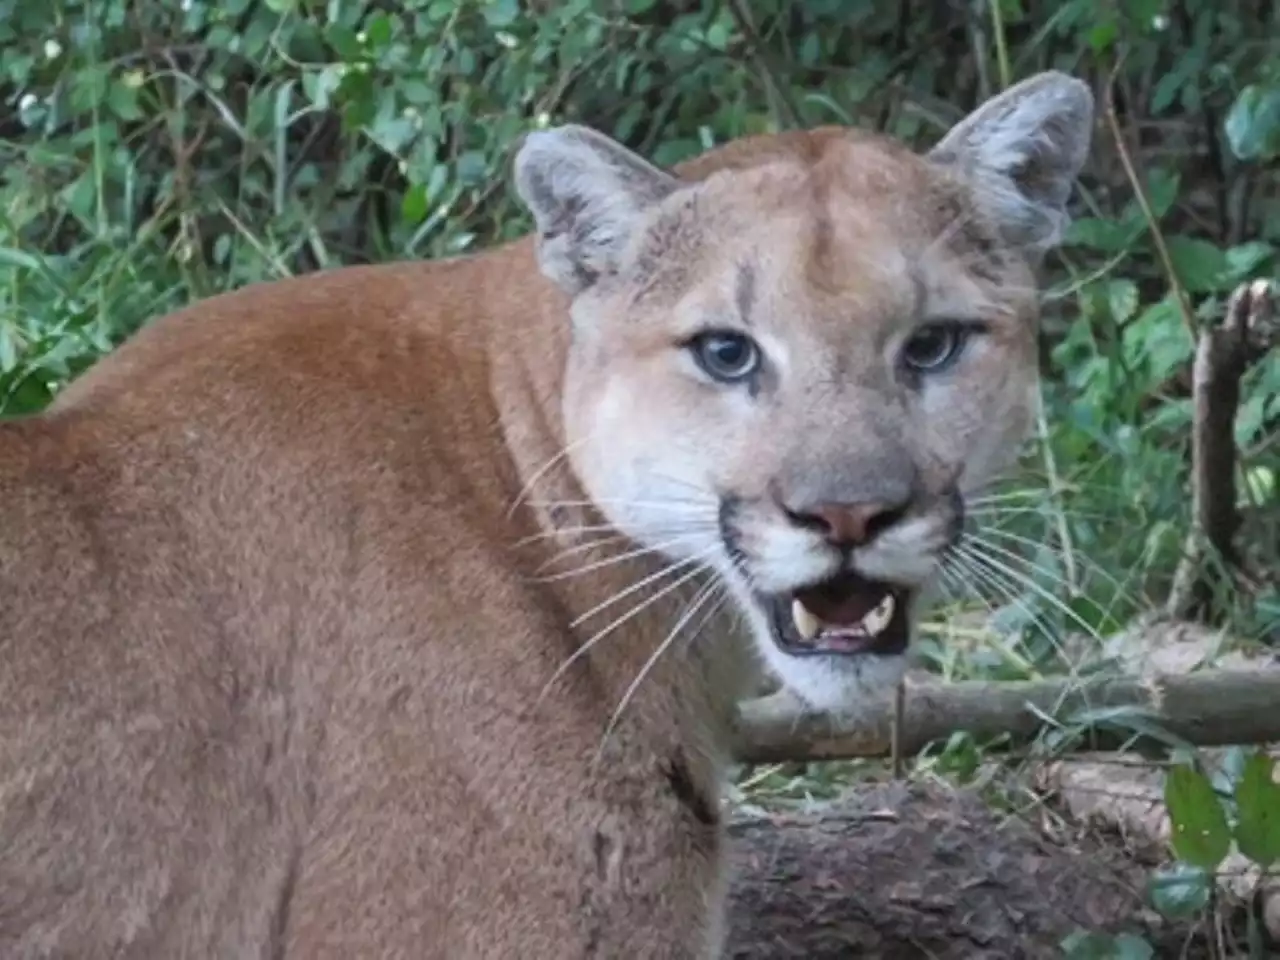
[570,549,717,630]
[530,533,718,584]
[524,497,717,512]
[593,579,727,764]
[957,541,1099,668]
[535,556,717,707]
[506,432,595,519]
[973,526,1147,613]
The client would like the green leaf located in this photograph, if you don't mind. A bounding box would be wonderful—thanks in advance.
[325,22,363,60]
[106,79,143,121]
[1121,298,1193,385]
[482,0,520,27]
[365,12,397,49]
[935,730,981,784]
[1165,236,1230,294]
[1106,278,1139,324]
[1065,217,1131,253]
[400,184,429,226]
[1061,929,1155,960]
[1222,241,1276,283]
[1143,168,1180,219]
[455,150,489,186]
[1164,764,1231,870]
[1148,862,1212,918]
[0,325,21,372]
[1225,83,1280,161]
[1232,751,1280,868]
[1087,20,1119,54]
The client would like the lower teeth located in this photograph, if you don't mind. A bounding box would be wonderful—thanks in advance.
[788,592,898,643]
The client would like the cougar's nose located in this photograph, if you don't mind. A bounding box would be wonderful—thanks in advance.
[784,499,908,548]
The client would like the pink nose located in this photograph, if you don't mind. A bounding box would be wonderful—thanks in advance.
[786,500,905,547]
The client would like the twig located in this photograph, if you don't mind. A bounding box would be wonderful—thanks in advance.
[734,664,1280,764]
[724,0,803,130]
[1166,279,1280,620]
[1102,54,1198,343]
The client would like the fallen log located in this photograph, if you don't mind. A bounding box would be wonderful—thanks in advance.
[724,780,1220,959]
[734,666,1280,764]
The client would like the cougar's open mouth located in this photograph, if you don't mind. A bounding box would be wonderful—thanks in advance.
[763,571,911,658]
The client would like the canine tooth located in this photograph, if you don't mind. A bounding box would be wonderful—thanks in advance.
[791,599,822,641]
[860,594,895,637]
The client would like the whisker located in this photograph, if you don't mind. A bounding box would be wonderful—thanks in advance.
[639,469,714,496]
[945,551,1082,676]
[534,533,633,570]
[535,557,716,707]
[511,522,622,549]
[593,579,727,764]
[570,549,719,630]
[522,497,718,513]
[530,533,719,585]
[506,432,595,519]
[510,519,718,551]
[946,550,1032,622]
[972,526,1148,613]
[965,488,1054,507]
[966,505,1118,523]
[958,541,1102,659]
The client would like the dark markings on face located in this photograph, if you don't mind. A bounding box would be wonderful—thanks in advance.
[717,496,748,571]
[734,262,756,326]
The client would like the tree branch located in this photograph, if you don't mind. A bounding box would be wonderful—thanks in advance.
[734,665,1280,764]
[1166,278,1280,619]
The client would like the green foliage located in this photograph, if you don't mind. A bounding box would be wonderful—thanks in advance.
[1229,752,1280,868]
[1061,929,1155,960]
[1152,750,1280,939]
[1147,862,1213,919]
[1165,762,1233,870]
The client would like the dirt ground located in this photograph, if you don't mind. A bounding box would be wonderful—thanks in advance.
[723,779,1217,959]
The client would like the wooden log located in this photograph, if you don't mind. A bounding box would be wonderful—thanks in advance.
[734,667,1280,764]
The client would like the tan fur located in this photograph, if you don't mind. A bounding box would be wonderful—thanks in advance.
[0,73,1093,958]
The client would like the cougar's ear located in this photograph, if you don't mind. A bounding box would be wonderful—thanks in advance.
[513,125,680,295]
[928,71,1095,258]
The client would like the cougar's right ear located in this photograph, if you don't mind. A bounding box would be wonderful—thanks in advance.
[927,71,1095,259]
[513,125,680,295]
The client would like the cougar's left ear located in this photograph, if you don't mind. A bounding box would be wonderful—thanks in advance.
[513,125,680,295]
[928,71,1095,258]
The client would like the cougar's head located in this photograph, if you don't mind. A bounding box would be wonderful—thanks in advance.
[513,72,1093,712]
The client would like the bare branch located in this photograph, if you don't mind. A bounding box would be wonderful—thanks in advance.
[1167,278,1280,619]
[734,664,1280,764]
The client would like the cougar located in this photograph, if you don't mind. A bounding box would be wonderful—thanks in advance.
[0,71,1094,957]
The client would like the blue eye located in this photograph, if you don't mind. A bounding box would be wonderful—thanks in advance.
[688,331,761,383]
[901,322,971,373]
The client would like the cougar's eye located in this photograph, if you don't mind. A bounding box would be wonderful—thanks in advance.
[901,321,971,373]
[688,331,761,383]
